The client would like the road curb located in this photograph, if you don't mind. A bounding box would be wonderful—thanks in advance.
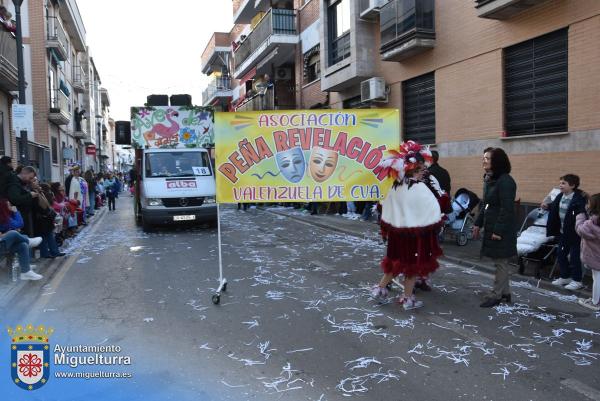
[0,207,108,309]
[259,207,593,299]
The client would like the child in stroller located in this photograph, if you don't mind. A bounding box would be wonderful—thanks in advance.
[443,188,480,246]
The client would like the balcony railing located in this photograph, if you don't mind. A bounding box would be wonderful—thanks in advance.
[234,8,296,71]
[72,64,87,92]
[48,89,71,125]
[380,0,435,61]
[235,86,295,112]
[202,77,232,105]
[46,16,68,61]
[0,29,18,91]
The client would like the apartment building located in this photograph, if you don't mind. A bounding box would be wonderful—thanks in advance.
[4,0,111,182]
[0,1,19,159]
[201,0,600,204]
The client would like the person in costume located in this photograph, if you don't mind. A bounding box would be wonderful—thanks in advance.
[371,141,444,310]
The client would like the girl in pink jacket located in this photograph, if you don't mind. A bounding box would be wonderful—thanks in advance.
[575,193,600,311]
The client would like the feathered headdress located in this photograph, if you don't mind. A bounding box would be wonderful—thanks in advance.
[378,140,433,181]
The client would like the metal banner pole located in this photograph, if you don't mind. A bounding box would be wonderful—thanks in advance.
[211,203,227,304]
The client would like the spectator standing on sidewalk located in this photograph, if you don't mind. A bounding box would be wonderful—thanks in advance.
[35,183,65,259]
[104,173,117,211]
[575,193,600,311]
[65,166,87,223]
[473,148,518,308]
[371,141,443,310]
[545,174,587,291]
[84,169,96,217]
[6,166,38,236]
[428,150,451,195]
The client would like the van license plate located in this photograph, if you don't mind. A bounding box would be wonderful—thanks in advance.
[173,215,196,221]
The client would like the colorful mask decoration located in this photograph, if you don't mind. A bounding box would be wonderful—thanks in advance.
[309,147,339,183]
[378,140,433,181]
[275,147,306,183]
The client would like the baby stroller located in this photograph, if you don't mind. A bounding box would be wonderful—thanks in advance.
[517,208,557,278]
[442,188,480,246]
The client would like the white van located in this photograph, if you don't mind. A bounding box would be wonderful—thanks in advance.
[134,147,217,231]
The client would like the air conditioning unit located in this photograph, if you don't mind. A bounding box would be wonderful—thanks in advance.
[360,0,388,21]
[361,77,387,102]
[275,67,292,80]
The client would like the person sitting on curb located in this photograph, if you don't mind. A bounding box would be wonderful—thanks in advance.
[0,198,43,280]
[544,174,587,291]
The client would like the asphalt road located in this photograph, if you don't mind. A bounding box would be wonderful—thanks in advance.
[1,198,599,401]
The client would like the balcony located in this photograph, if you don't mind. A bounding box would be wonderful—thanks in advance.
[201,32,231,75]
[475,0,551,20]
[234,86,294,112]
[0,29,19,91]
[233,8,298,79]
[72,64,87,92]
[233,0,271,24]
[48,89,71,125]
[59,0,86,51]
[380,0,435,62]
[202,77,233,106]
[46,16,68,61]
[73,117,88,139]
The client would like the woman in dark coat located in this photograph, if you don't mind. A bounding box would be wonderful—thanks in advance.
[473,148,518,308]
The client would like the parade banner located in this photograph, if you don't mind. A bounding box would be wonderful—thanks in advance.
[215,109,400,203]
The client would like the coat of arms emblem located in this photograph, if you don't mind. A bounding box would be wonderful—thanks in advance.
[7,324,53,391]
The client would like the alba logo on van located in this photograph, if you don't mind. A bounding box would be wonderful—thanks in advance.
[166,180,197,189]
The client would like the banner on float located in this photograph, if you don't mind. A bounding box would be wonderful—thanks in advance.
[215,109,400,203]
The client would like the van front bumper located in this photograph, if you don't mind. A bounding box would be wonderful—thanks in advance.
[141,205,217,225]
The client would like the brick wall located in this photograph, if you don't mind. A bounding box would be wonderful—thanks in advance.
[299,0,319,32]
[568,15,600,132]
[301,80,328,109]
[443,151,600,204]
[436,50,503,143]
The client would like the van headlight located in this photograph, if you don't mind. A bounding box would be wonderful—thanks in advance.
[147,198,163,206]
[204,196,216,204]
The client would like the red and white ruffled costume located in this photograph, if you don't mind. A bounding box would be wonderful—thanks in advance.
[380,180,444,277]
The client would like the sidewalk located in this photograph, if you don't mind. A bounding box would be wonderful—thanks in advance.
[0,206,108,307]
[259,205,593,299]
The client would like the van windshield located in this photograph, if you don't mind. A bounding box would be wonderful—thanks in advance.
[145,152,211,178]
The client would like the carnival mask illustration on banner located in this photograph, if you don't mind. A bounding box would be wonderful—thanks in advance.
[309,147,338,183]
[275,147,306,183]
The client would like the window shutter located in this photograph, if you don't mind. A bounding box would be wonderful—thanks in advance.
[403,72,435,144]
[505,29,568,136]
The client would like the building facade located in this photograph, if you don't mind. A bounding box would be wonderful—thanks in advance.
[201,0,600,205]
[3,0,111,182]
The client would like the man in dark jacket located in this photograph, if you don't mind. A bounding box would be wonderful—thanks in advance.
[428,151,451,195]
[545,174,587,290]
[6,166,38,236]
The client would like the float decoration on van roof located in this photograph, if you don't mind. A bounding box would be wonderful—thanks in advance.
[130,105,214,149]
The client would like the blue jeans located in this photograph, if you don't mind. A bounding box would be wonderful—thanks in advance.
[40,231,60,258]
[557,235,582,282]
[87,192,96,216]
[0,231,31,273]
[362,202,373,221]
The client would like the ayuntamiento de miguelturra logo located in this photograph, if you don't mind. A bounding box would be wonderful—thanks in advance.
[8,324,53,391]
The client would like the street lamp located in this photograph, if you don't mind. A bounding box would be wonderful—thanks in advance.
[13,0,28,165]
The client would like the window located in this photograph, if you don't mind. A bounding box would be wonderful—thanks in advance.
[328,0,351,65]
[504,29,568,136]
[403,72,435,144]
[51,136,58,164]
[303,45,321,83]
